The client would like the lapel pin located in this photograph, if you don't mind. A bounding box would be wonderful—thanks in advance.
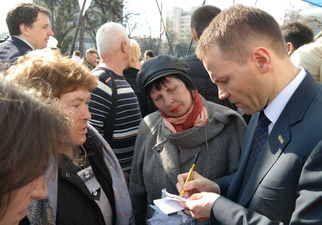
[278,135,284,144]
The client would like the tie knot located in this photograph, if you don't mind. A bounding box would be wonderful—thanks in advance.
[258,111,271,127]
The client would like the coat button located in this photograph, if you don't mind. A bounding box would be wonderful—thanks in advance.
[84,171,90,179]
[156,146,162,153]
[92,189,97,196]
[65,172,70,177]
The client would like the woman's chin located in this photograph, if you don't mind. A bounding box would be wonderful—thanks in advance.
[73,136,87,146]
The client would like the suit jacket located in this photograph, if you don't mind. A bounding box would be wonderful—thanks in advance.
[0,36,32,62]
[212,72,322,224]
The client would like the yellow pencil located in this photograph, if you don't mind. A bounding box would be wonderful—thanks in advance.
[179,152,200,197]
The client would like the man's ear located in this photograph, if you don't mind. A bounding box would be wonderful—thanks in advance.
[191,28,198,42]
[253,47,271,74]
[286,42,295,56]
[19,24,29,36]
[121,40,127,53]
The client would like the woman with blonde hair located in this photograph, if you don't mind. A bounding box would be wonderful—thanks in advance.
[126,39,142,70]
[124,39,157,117]
[291,42,322,83]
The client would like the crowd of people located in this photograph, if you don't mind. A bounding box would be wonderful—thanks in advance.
[0,2,322,225]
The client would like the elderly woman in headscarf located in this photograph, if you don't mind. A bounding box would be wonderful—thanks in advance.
[129,54,247,224]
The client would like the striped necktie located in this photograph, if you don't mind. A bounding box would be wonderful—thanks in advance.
[239,111,271,199]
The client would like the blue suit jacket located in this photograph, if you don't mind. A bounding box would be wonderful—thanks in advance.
[0,36,32,62]
[213,73,322,224]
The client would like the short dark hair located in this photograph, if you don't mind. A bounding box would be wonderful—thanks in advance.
[74,50,81,57]
[86,48,98,55]
[197,4,287,65]
[6,3,51,36]
[281,22,313,50]
[191,5,221,39]
[146,75,195,102]
[144,50,154,58]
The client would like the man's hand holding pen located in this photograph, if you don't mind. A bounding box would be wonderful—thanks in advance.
[176,171,221,221]
[176,171,220,198]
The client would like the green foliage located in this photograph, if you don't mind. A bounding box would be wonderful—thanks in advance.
[35,0,124,55]
[61,36,73,54]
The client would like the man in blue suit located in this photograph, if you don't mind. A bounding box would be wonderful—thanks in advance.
[176,4,322,225]
[0,3,54,63]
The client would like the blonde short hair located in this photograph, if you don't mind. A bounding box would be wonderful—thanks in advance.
[126,39,141,69]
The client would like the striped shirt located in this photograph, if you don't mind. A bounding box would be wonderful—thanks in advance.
[88,67,142,172]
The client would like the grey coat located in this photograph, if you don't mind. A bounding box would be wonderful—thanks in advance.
[129,98,247,225]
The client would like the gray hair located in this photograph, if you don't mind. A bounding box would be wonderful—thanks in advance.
[96,22,128,56]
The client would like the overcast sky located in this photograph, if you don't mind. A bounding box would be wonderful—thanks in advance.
[0,0,310,35]
[124,0,310,36]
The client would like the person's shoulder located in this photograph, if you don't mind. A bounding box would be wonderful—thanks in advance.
[205,99,243,121]
[205,100,234,112]
[0,39,9,47]
[80,57,88,65]
[141,111,162,129]
[92,66,112,77]
[0,39,30,61]
[123,67,139,78]
[0,37,16,49]
[183,53,198,63]
[86,124,105,147]
[183,53,208,78]
[8,36,31,49]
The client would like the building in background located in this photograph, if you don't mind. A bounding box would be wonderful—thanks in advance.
[166,6,198,42]
[166,4,322,40]
[300,4,322,35]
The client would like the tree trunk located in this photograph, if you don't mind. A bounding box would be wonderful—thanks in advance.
[79,16,85,56]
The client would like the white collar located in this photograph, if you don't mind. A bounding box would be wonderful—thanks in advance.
[264,67,306,133]
[13,35,34,50]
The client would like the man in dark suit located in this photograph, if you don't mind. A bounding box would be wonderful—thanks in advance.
[176,5,322,225]
[0,3,53,63]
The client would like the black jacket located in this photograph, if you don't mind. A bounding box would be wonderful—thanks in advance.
[183,53,236,109]
[0,36,32,62]
[20,128,116,225]
[123,67,157,117]
[56,128,116,225]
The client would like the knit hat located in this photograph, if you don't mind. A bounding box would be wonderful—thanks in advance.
[137,54,194,96]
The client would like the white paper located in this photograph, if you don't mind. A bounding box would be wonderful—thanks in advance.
[153,199,184,214]
[152,189,186,214]
[149,194,210,225]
